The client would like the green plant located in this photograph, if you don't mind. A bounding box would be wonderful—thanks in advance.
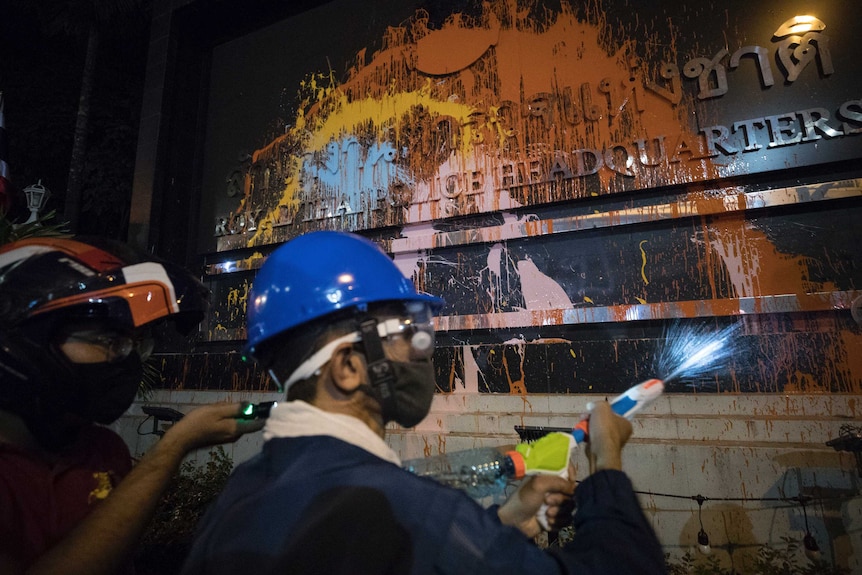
[751,537,849,575]
[751,537,803,575]
[666,551,696,574]
[665,551,733,575]
[137,359,162,401]
[135,446,234,575]
[663,537,851,575]
[0,209,70,244]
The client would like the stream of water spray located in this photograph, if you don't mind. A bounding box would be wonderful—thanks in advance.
[653,321,741,387]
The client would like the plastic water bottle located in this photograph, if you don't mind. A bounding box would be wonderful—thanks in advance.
[402,432,573,499]
[402,447,522,499]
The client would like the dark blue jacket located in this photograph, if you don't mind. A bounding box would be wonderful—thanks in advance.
[182,436,664,574]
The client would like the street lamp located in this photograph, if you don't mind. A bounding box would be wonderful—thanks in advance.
[22,180,50,225]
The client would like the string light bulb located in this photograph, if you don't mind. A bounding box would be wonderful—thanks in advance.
[798,495,820,561]
[694,494,711,555]
[803,532,820,560]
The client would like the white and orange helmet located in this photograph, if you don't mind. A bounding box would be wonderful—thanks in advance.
[0,236,208,333]
[0,236,209,442]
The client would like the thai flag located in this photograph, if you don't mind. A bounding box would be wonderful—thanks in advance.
[0,92,8,179]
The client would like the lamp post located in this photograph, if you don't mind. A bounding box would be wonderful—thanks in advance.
[22,180,50,225]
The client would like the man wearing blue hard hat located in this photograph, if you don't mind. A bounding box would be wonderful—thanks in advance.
[182,231,664,575]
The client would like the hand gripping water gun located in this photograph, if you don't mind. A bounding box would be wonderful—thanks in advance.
[574,377,665,444]
[513,378,665,529]
[401,379,665,515]
[509,378,666,476]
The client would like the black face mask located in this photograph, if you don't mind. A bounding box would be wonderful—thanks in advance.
[381,359,436,428]
[69,354,144,424]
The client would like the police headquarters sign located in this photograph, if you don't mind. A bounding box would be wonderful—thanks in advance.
[204,1,860,249]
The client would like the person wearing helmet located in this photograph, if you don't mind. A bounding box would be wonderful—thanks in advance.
[0,236,265,575]
[181,231,664,575]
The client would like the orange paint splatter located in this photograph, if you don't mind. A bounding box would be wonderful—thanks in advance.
[239,2,717,248]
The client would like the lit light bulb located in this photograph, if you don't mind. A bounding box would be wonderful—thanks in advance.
[697,529,712,555]
[803,532,820,561]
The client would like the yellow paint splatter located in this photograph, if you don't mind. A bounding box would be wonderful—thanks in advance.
[247,83,477,247]
[639,239,649,285]
[226,279,251,319]
[242,252,265,270]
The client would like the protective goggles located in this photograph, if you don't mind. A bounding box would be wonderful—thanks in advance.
[63,329,155,364]
[279,303,435,389]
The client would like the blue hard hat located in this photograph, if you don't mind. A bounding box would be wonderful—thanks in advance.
[246,231,443,352]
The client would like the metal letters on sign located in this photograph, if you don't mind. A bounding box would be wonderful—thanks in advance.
[209,9,855,248]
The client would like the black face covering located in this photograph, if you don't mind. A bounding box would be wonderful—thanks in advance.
[382,359,436,428]
[68,354,144,424]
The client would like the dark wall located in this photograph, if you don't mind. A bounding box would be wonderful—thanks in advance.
[140,0,862,395]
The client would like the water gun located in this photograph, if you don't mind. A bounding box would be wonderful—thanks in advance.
[511,378,666,477]
[517,378,665,529]
[573,377,665,444]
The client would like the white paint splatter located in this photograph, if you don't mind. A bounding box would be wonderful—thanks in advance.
[517,257,573,310]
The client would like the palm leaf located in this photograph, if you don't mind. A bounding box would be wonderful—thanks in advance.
[0,210,71,244]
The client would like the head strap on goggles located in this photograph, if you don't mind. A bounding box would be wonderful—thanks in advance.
[278,316,433,390]
[358,318,398,418]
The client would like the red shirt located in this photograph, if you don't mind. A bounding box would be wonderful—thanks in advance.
[0,424,132,568]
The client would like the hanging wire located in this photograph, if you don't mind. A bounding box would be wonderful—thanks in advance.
[798,495,821,558]
[695,494,707,530]
[624,488,861,508]
[592,488,837,556]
